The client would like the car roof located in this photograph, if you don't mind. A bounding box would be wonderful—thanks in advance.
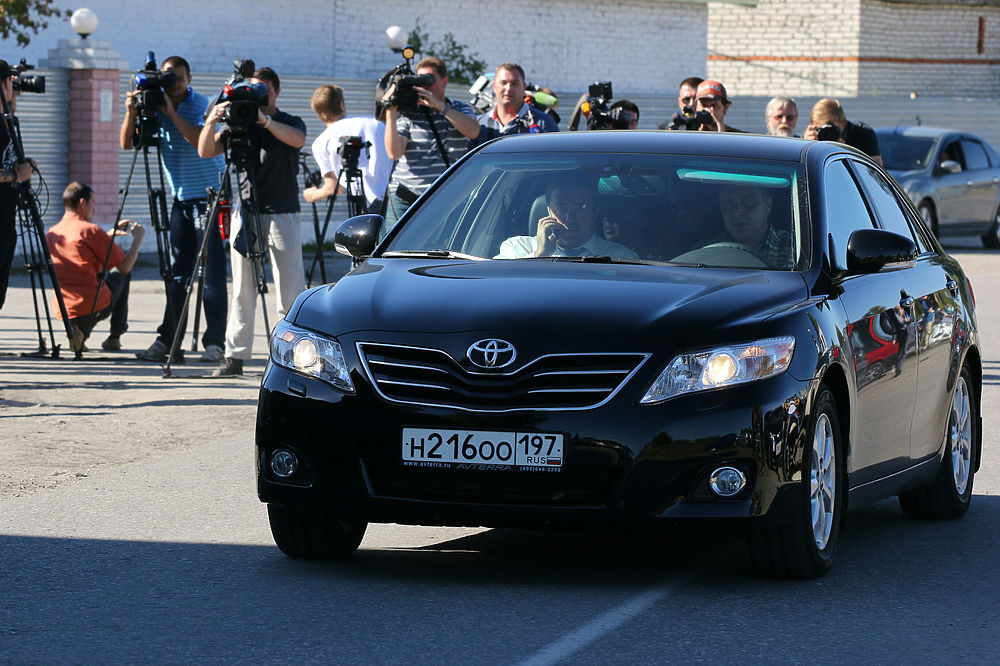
[475,130,846,162]
[875,126,959,139]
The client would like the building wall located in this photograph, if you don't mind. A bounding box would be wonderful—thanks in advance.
[3,0,707,94]
[858,1,1000,96]
[707,0,862,97]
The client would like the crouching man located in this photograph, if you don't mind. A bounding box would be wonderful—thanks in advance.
[46,182,145,353]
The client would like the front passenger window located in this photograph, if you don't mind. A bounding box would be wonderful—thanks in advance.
[824,160,876,270]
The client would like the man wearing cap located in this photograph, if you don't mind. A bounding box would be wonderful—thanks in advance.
[695,79,745,133]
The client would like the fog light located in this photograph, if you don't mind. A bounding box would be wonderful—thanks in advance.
[270,449,298,478]
[709,466,746,497]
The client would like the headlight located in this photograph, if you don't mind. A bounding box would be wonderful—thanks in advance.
[640,336,795,404]
[270,319,354,392]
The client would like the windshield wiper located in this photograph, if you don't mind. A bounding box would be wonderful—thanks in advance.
[381,249,485,260]
[550,255,648,265]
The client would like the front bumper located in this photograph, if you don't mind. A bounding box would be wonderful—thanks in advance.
[256,362,814,530]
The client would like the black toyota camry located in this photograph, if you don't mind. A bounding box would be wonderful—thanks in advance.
[256,131,981,578]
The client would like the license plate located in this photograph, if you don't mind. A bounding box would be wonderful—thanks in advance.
[402,428,564,470]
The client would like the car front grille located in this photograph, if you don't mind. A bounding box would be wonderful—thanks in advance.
[357,342,649,412]
[363,459,615,506]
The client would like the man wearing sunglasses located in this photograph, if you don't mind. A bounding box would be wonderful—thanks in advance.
[657,76,703,130]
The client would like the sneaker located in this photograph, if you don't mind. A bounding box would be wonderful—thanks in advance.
[199,344,225,363]
[136,339,168,362]
[101,335,122,352]
[135,339,185,364]
[69,325,85,354]
[212,356,243,377]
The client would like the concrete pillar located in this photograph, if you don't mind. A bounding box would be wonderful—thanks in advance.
[41,39,127,224]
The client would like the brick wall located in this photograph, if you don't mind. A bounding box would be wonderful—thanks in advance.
[4,0,707,94]
[68,69,119,222]
[708,0,1000,98]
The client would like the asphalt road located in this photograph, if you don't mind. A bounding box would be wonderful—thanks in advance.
[2,241,1000,664]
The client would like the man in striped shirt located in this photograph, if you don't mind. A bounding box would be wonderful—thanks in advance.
[382,56,479,235]
[121,55,227,363]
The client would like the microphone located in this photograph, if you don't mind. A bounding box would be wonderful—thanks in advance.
[531,91,558,107]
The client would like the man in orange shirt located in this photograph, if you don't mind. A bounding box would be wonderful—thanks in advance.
[46,182,145,353]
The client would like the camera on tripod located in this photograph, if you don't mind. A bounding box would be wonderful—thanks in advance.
[668,105,715,131]
[220,81,269,130]
[378,46,434,115]
[10,59,45,94]
[337,135,370,168]
[133,52,177,117]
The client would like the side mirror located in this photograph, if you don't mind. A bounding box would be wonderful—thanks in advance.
[939,159,962,175]
[334,214,383,259]
[846,228,917,274]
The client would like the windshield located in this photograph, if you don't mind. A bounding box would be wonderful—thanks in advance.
[383,152,809,271]
[876,133,937,171]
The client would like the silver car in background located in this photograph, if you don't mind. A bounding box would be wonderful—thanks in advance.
[877,126,1000,248]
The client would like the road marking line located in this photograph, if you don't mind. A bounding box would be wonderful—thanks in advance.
[512,583,679,666]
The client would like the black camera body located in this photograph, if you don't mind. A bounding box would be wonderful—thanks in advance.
[221,81,269,131]
[10,59,45,94]
[337,135,370,169]
[584,81,614,130]
[669,105,715,131]
[817,122,841,142]
[133,52,177,119]
[382,72,435,115]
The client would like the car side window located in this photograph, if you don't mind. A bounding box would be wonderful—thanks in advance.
[961,140,989,170]
[850,161,924,250]
[940,140,964,170]
[824,159,876,269]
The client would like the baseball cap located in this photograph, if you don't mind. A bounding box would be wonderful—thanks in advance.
[696,79,729,103]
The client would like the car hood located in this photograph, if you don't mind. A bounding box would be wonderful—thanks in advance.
[294,259,809,344]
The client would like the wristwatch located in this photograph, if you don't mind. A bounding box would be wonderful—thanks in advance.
[262,115,272,129]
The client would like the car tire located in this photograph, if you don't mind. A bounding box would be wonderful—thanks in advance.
[898,367,976,519]
[267,504,367,559]
[980,205,1000,249]
[918,201,939,239]
[748,387,843,579]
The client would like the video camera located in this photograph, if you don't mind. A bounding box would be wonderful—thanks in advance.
[337,135,370,169]
[133,52,177,116]
[9,59,45,94]
[581,81,614,130]
[378,46,434,115]
[668,105,714,131]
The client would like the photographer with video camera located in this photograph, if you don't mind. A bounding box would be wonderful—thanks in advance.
[381,55,479,233]
[804,98,882,165]
[304,84,389,214]
[658,76,703,129]
[120,55,228,361]
[692,79,744,133]
[0,58,38,310]
[568,82,639,131]
[199,66,307,377]
[472,63,558,145]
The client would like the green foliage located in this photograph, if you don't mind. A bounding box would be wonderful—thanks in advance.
[0,0,70,47]
[407,19,486,86]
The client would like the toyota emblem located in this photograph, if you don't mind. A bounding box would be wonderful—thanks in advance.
[467,338,517,369]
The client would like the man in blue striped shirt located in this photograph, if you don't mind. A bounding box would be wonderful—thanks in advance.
[120,55,227,363]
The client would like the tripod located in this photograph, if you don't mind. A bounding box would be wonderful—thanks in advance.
[0,85,75,358]
[93,106,176,354]
[304,140,369,287]
[299,151,332,287]
[163,136,271,377]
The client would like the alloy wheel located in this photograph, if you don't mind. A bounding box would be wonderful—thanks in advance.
[810,413,836,550]
[950,377,972,495]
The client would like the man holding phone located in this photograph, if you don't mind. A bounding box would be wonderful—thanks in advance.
[496,177,637,259]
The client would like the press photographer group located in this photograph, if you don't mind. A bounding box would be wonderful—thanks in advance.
[0,41,879,374]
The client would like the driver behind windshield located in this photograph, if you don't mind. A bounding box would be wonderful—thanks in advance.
[496,177,639,259]
[717,184,792,268]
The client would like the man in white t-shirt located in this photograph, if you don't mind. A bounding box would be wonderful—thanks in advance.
[496,177,638,259]
[303,84,390,212]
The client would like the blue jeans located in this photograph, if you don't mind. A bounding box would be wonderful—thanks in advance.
[155,198,228,349]
[380,189,413,242]
[71,271,130,337]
